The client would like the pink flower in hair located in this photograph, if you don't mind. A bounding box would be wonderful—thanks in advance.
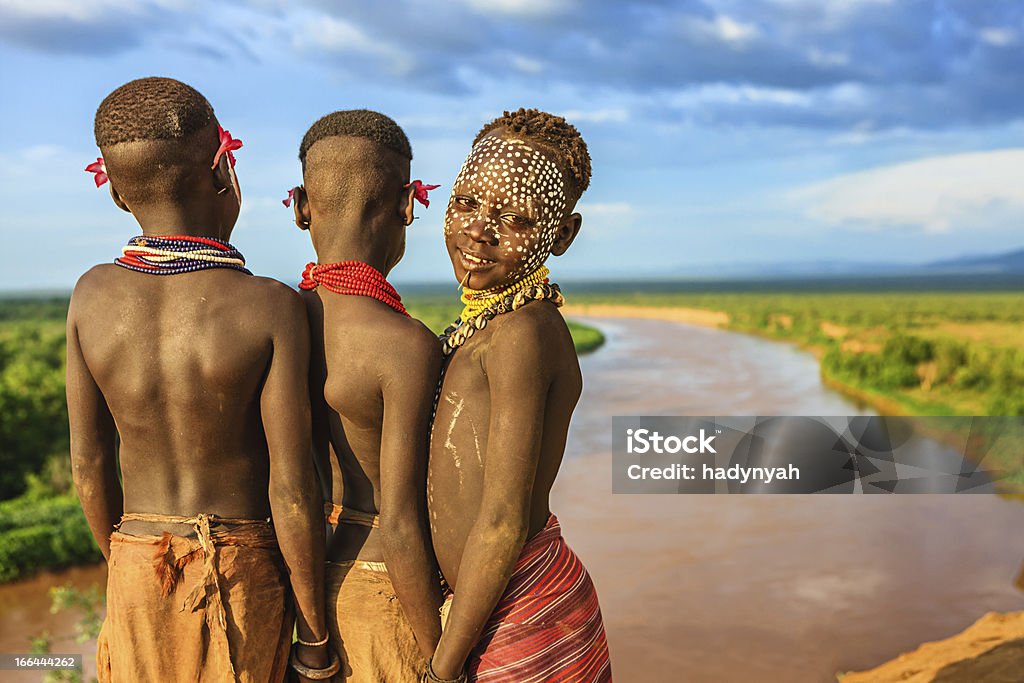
[283,188,294,208]
[212,125,243,169]
[85,157,108,187]
[405,180,441,208]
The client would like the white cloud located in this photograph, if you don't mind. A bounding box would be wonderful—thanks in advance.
[0,0,121,21]
[790,149,1024,233]
[807,47,849,67]
[511,55,544,74]
[561,108,628,124]
[685,14,760,47]
[0,0,185,22]
[295,14,413,75]
[462,0,573,17]
[575,202,632,238]
[979,27,1017,47]
[669,83,811,108]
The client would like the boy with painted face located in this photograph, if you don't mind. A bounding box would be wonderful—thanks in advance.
[426,109,612,683]
[68,77,331,682]
[289,110,443,682]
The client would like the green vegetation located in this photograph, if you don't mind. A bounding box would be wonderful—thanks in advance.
[0,495,102,583]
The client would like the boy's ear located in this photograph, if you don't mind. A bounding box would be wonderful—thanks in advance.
[292,185,311,231]
[212,155,233,195]
[401,183,416,227]
[550,212,582,256]
[108,183,131,213]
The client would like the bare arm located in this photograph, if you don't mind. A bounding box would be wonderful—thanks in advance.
[430,315,554,678]
[66,294,121,560]
[379,329,444,659]
[301,291,334,507]
[261,288,328,669]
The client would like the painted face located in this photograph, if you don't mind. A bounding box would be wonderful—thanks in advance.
[444,133,568,291]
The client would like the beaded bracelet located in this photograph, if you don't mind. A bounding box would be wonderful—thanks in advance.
[423,659,468,683]
[296,632,330,647]
[289,649,340,680]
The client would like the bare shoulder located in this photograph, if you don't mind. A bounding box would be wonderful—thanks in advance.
[490,300,572,357]
[478,301,576,385]
[71,264,120,297]
[68,264,121,319]
[245,276,308,330]
[382,314,443,378]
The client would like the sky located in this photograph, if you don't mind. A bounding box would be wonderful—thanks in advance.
[1,0,1023,290]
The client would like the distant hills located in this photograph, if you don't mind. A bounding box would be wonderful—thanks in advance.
[925,248,1024,274]
[657,246,1024,280]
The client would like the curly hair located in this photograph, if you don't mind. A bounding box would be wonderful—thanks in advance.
[474,108,591,204]
[299,109,412,164]
[94,77,214,147]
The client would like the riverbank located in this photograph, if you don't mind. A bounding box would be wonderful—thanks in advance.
[568,290,1024,418]
[564,300,1024,492]
[840,611,1024,682]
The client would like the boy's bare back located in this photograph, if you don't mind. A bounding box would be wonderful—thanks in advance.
[304,292,440,561]
[68,265,307,535]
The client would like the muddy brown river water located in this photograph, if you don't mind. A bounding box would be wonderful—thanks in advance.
[1,316,1022,682]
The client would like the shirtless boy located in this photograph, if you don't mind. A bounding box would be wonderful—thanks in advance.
[427,109,612,682]
[67,77,331,682]
[289,110,443,681]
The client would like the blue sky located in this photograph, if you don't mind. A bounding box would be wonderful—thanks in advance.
[1,0,1023,290]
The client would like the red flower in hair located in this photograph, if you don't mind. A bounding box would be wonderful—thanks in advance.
[283,188,294,208]
[212,125,243,169]
[85,157,108,187]
[405,180,440,208]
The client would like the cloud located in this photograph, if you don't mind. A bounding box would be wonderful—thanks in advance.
[561,108,629,123]
[461,0,575,17]
[0,0,183,54]
[789,148,1024,232]
[575,202,632,237]
[3,0,1024,132]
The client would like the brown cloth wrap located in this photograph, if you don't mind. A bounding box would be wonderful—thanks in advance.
[97,512,294,683]
[323,502,426,682]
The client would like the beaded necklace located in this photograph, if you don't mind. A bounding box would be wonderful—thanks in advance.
[299,261,410,317]
[115,235,251,275]
[458,265,551,322]
[440,266,564,356]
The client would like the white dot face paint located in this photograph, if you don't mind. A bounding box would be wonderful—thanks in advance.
[444,134,569,291]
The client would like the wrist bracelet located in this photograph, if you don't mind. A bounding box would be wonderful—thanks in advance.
[425,658,468,683]
[296,631,330,647]
[289,649,340,680]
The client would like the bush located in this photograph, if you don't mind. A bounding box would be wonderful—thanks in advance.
[0,495,101,582]
[0,322,69,499]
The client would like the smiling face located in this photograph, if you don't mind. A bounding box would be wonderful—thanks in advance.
[444,132,570,291]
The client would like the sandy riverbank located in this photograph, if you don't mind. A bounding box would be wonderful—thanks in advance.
[841,611,1024,682]
[563,303,731,329]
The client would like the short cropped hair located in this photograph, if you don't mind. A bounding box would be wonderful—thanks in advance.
[474,108,591,204]
[299,110,412,165]
[94,77,214,147]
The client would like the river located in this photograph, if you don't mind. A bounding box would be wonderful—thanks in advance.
[1,316,1022,682]
[553,317,1024,681]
